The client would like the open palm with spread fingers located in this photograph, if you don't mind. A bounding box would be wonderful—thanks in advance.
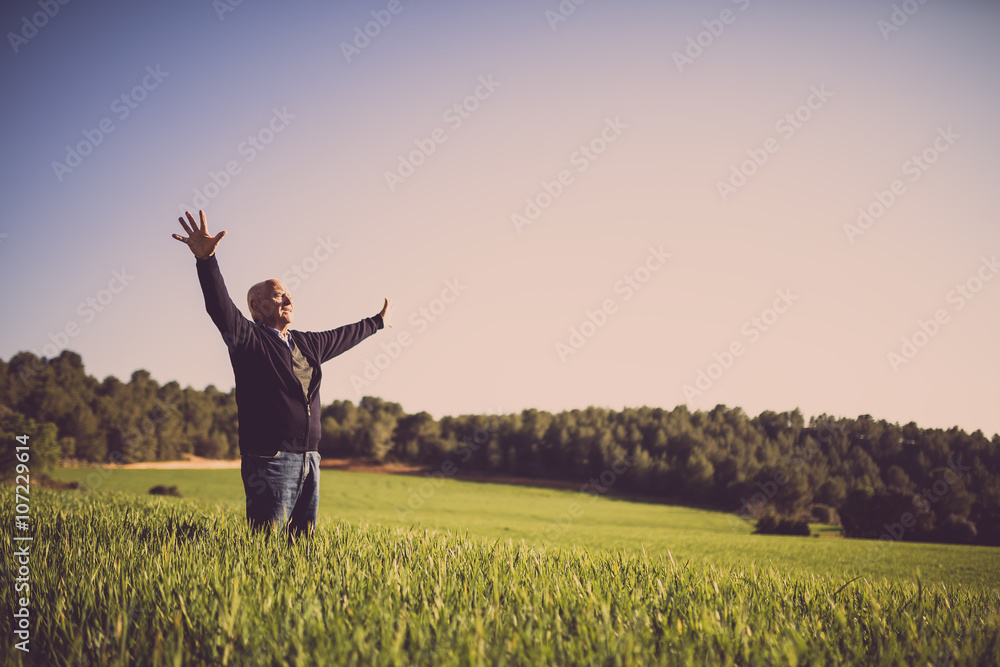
[172,210,227,259]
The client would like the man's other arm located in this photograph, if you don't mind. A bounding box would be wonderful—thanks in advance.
[308,313,384,363]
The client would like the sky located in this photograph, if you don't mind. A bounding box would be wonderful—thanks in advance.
[1,0,998,437]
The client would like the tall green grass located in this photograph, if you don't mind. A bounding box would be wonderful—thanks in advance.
[2,488,998,665]
[48,467,1000,590]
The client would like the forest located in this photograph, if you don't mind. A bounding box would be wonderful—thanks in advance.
[1,349,998,546]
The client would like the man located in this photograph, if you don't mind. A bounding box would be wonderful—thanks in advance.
[172,210,392,539]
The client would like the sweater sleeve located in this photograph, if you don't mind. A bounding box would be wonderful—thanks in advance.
[195,254,254,350]
[304,313,383,364]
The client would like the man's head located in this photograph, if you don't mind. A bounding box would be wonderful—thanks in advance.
[247,279,293,331]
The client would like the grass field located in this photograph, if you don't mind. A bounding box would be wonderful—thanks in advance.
[47,466,1000,590]
[2,485,998,666]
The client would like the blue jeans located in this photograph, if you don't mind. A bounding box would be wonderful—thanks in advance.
[240,450,320,538]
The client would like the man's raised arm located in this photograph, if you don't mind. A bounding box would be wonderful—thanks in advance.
[172,210,251,348]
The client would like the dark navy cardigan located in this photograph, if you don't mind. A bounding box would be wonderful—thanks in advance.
[196,253,383,455]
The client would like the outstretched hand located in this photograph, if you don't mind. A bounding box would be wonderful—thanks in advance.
[379,298,394,328]
[172,210,227,259]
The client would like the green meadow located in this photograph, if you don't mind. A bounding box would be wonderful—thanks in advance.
[2,480,998,666]
[47,466,1000,591]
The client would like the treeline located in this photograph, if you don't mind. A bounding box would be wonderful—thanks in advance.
[1,350,998,546]
[0,351,237,465]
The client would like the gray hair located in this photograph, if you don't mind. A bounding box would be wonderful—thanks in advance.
[246,281,275,323]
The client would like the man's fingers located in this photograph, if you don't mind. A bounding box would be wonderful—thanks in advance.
[171,234,187,242]
[381,297,393,327]
[178,216,193,235]
[199,210,208,231]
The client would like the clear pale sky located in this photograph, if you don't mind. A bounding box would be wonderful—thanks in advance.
[2,0,998,437]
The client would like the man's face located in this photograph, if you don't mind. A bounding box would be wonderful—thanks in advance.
[253,280,293,329]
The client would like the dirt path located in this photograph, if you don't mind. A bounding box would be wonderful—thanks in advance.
[96,455,588,493]
[102,456,425,473]
[106,455,241,469]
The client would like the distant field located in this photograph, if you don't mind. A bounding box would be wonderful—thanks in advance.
[48,466,1000,590]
